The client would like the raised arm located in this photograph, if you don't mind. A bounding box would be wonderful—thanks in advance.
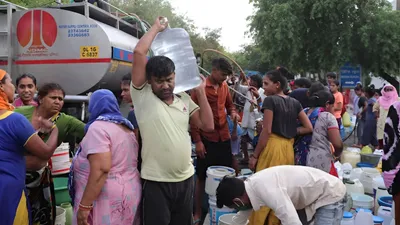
[131,17,168,87]
[189,75,214,132]
[225,84,239,121]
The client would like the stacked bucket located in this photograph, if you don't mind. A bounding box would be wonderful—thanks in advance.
[205,166,236,225]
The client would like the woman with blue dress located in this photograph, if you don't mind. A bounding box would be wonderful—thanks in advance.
[0,69,59,225]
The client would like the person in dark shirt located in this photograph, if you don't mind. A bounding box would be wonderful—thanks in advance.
[289,88,309,108]
[354,88,367,147]
[121,74,141,170]
[121,74,139,131]
[289,79,324,108]
[247,67,313,225]
[360,86,378,149]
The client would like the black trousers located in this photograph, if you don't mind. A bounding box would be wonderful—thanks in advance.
[142,176,194,225]
[196,138,233,180]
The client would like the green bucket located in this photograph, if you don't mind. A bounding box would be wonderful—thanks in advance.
[53,177,71,206]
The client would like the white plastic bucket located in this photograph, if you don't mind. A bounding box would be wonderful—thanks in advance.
[55,206,66,225]
[208,196,236,225]
[51,142,71,175]
[205,166,235,196]
[218,213,236,225]
[351,194,374,212]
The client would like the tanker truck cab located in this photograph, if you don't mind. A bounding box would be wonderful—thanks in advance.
[0,0,151,120]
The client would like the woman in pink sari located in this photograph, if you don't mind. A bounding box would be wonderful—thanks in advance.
[69,89,141,225]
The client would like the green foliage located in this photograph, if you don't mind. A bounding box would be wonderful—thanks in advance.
[246,0,400,79]
[231,44,271,73]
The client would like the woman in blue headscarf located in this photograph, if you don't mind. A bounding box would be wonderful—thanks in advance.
[69,89,141,225]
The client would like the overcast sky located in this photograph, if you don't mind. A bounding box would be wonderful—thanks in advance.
[168,0,255,52]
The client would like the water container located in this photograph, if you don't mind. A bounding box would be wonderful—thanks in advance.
[151,25,202,94]
[357,163,375,168]
[218,213,249,225]
[342,163,353,180]
[378,196,393,208]
[208,196,236,225]
[390,219,395,225]
[354,209,374,225]
[341,211,355,225]
[346,179,365,195]
[55,206,66,225]
[374,187,389,214]
[60,202,72,225]
[345,179,364,211]
[205,166,235,196]
[342,150,361,168]
[377,206,392,225]
[351,195,374,212]
[373,216,384,225]
[51,142,71,175]
[360,168,380,194]
[350,168,363,181]
[356,208,373,214]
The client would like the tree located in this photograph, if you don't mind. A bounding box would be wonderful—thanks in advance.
[248,0,400,86]
[231,44,272,73]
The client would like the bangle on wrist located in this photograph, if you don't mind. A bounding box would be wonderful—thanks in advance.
[251,154,258,160]
[79,203,93,211]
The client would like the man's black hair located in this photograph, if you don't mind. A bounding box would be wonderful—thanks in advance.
[326,72,337,79]
[354,86,363,92]
[294,77,312,88]
[212,58,233,75]
[216,176,245,208]
[145,56,175,80]
[332,80,340,86]
[250,74,263,89]
[308,81,326,96]
[121,73,131,85]
[364,85,376,98]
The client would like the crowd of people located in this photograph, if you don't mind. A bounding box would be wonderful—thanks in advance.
[0,16,399,225]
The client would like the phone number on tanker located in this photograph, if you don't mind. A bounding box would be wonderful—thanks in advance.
[67,29,90,38]
[68,33,90,37]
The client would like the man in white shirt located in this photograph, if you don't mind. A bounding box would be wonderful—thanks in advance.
[216,166,347,225]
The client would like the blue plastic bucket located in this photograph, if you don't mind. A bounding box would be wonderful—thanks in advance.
[378,196,393,208]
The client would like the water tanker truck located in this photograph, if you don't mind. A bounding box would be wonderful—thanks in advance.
[0,0,149,119]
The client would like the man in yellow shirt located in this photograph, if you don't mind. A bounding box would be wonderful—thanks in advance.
[130,17,214,225]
